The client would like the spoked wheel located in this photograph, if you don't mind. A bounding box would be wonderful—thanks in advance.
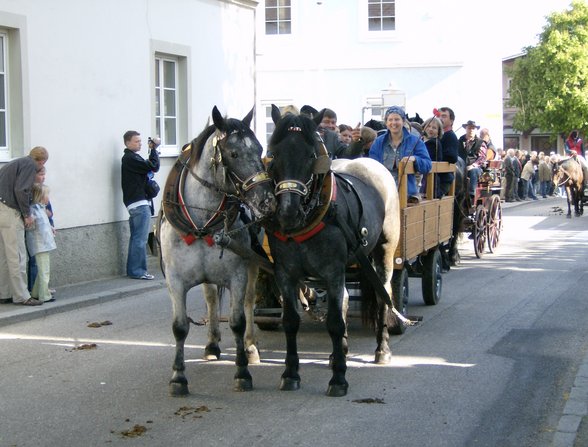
[421,247,442,305]
[486,195,503,253]
[388,267,409,335]
[473,204,487,258]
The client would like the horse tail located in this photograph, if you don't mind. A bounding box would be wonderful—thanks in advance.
[359,270,378,329]
[155,209,166,278]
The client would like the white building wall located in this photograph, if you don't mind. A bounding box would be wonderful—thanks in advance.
[0,0,258,284]
[254,0,522,148]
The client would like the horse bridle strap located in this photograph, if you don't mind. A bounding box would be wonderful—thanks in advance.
[233,171,272,192]
[275,180,309,196]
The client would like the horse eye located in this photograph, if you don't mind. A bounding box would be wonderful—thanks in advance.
[231,151,238,159]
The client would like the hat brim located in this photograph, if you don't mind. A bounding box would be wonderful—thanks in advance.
[462,124,480,129]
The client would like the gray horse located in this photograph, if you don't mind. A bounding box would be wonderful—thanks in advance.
[159,106,276,396]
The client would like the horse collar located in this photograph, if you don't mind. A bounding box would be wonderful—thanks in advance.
[274,172,336,243]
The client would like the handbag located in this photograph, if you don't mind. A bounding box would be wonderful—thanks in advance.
[145,178,160,199]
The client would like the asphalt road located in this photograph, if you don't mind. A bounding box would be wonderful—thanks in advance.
[1,197,587,447]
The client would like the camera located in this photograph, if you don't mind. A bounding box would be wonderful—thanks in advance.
[148,136,161,154]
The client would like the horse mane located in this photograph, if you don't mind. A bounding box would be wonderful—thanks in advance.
[407,112,424,125]
[189,116,254,165]
[269,112,317,150]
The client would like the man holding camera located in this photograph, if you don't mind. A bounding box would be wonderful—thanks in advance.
[121,131,160,280]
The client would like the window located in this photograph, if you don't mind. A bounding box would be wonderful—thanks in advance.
[531,135,556,154]
[503,136,520,150]
[0,15,26,161]
[0,33,7,150]
[260,102,293,153]
[265,0,291,35]
[151,41,189,156]
[154,56,178,147]
[368,0,395,31]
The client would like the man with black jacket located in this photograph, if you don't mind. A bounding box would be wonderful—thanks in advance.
[458,120,487,198]
[121,131,160,280]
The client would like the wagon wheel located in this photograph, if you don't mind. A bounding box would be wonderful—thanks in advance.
[388,268,409,335]
[486,195,503,253]
[473,204,487,258]
[421,247,442,306]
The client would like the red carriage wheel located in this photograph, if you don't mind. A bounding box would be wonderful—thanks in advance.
[486,195,503,253]
[473,204,487,258]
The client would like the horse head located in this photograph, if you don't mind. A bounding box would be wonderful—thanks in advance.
[206,106,276,219]
[267,104,330,233]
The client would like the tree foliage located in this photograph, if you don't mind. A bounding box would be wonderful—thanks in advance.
[507,0,588,137]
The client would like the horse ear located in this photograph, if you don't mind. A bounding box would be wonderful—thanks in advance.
[271,104,281,124]
[212,106,226,131]
[243,106,254,128]
[313,109,326,127]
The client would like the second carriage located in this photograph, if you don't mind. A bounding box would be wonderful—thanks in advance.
[462,159,504,258]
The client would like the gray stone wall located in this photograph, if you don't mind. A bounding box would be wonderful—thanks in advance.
[49,218,159,286]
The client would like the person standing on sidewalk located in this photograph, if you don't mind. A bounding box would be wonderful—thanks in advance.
[121,130,160,280]
[25,184,56,302]
[0,146,49,306]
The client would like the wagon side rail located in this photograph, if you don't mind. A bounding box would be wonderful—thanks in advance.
[396,159,456,208]
[394,160,456,265]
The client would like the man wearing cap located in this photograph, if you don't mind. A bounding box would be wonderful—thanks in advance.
[458,120,487,198]
[369,105,432,201]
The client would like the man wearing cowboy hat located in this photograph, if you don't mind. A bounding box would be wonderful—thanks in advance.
[458,120,487,198]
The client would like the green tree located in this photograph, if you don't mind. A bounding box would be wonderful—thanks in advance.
[507,0,588,138]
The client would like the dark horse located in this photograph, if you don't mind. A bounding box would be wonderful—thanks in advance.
[265,105,401,397]
[554,157,584,218]
[446,157,467,267]
[159,106,276,396]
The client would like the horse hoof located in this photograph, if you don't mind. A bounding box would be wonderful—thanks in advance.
[234,378,253,392]
[279,377,300,391]
[169,381,190,397]
[246,346,261,365]
[204,345,221,360]
[326,383,348,397]
[375,351,392,364]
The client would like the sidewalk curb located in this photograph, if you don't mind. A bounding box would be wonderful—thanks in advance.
[0,280,166,328]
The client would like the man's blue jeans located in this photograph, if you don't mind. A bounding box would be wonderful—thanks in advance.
[467,166,482,196]
[127,205,151,278]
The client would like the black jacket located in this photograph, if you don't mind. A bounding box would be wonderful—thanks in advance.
[121,148,160,207]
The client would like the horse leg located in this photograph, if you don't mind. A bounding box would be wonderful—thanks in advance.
[448,235,461,266]
[325,278,349,397]
[574,188,582,217]
[277,273,301,391]
[243,263,260,364]
[372,250,393,365]
[168,284,190,396]
[228,277,253,392]
[329,286,349,368]
[566,186,573,218]
[202,284,222,360]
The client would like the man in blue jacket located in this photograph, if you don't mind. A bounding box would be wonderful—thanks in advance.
[369,106,432,201]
